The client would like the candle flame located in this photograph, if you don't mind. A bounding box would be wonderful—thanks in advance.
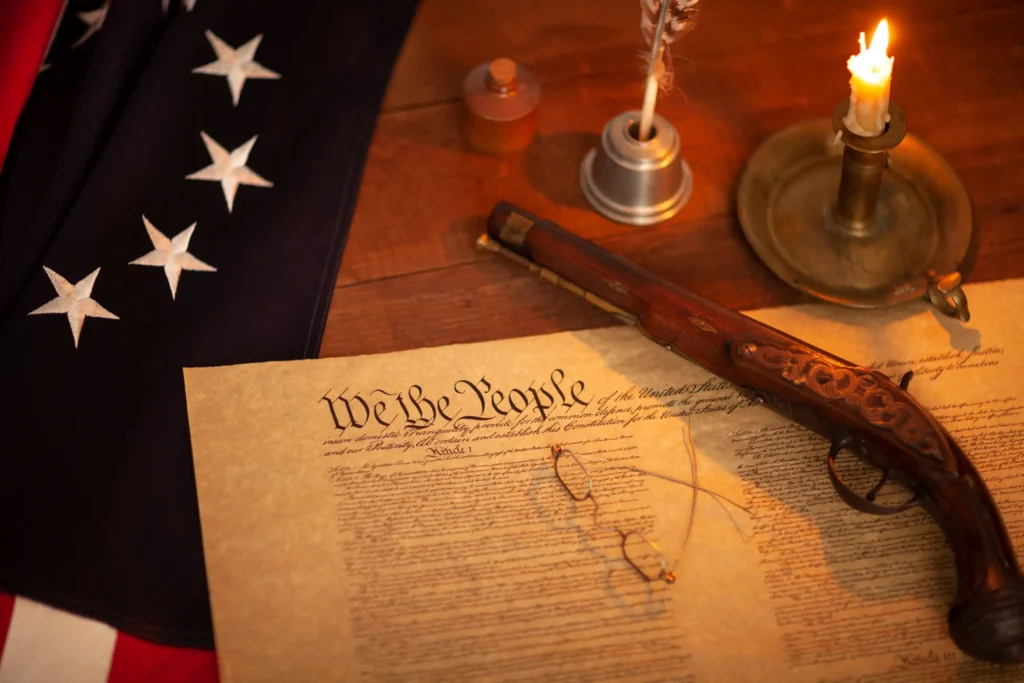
[848,19,893,85]
[861,19,889,56]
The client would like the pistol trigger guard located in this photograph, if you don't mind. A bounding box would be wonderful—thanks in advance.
[826,435,924,516]
[899,370,914,391]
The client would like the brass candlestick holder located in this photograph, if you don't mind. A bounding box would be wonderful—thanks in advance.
[737,98,972,321]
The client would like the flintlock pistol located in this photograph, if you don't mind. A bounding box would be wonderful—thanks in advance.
[476,200,1024,664]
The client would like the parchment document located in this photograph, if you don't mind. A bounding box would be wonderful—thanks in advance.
[185,278,1024,683]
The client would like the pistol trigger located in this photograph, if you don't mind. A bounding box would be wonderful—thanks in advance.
[865,469,889,502]
[899,370,914,391]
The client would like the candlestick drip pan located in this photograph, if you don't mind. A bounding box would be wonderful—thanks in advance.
[736,116,972,313]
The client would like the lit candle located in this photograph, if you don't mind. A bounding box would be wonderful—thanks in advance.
[844,19,894,137]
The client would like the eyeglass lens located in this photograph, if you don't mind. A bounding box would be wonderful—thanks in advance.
[554,447,593,501]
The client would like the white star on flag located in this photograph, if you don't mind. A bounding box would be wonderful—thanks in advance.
[185,132,273,212]
[73,0,109,48]
[28,267,119,348]
[192,31,281,106]
[161,0,198,13]
[129,217,217,299]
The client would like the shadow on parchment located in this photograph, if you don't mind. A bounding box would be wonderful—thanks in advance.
[928,307,982,353]
[563,324,1022,680]
[523,131,599,211]
[756,291,984,357]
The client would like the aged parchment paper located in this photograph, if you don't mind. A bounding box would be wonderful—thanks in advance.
[184,278,1024,683]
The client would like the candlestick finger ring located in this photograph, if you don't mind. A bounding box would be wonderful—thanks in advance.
[926,271,970,323]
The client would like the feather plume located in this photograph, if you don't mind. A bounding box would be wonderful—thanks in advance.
[635,0,698,140]
[641,0,699,90]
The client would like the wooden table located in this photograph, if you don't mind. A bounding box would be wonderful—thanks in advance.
[321,0,1024,358]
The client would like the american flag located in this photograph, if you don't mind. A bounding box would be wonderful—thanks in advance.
[0,592,218,681]
[0,0,418,677]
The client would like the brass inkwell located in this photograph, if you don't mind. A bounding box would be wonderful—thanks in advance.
[737,21,972,321]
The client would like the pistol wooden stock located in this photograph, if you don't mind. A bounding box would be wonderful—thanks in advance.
[482,200,1024,664]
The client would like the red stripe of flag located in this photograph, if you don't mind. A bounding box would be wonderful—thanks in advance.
[107,632,220,683]
[0,0,66,172]
[0,592,14,661]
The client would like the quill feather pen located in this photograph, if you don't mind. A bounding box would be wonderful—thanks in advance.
[637,0,699,141]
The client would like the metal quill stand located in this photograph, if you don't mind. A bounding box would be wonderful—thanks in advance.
[580,112,692,225]
[736,98,972,321]
[580,1,693,226]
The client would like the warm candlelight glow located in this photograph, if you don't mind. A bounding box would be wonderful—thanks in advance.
[848,20,892,86]
[844,19,895,137]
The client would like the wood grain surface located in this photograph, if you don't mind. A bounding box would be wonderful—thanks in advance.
[322,0,1024,358]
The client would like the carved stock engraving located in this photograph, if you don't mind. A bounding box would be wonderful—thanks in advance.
[734,340,944,461]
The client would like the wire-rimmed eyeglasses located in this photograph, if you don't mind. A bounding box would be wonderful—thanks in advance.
[552,444,676,585]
